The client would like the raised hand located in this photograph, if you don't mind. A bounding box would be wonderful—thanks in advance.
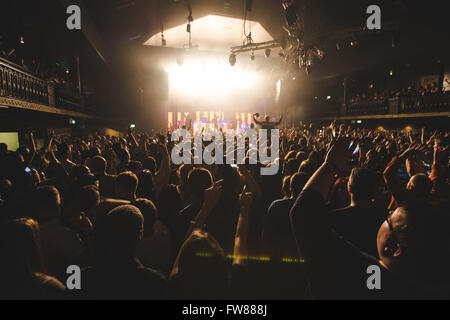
[324,136,358,172]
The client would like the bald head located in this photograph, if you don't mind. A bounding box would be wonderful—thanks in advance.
[96,205,144,255]
[407,173,432,198]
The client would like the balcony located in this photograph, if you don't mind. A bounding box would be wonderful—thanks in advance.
[0,57,95,119]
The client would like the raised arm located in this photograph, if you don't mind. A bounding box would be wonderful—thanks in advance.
[233,189,252,266]
[154,143,171,198]
[289,137,357,297]
[252,113,262,125]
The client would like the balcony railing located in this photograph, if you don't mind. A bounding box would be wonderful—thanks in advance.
[0,57,48,105]
[0,57,91,114]
[346,93,450,116]
[347,99,389,115]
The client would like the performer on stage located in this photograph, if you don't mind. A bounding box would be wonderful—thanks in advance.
[252,113,283,129]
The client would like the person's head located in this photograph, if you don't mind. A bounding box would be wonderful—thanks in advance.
[78,185,100,212]
[264,115,270,122]
[95,204,144,258]
[347,167,378,204]
[115,171,138,201]
[30,186,61,223]
[285,158,300,175]
[89,155,107,175]
[406,173,432,199]
[136,170,154,200]
[58,142,71,159]
[281,175,291,198]
[170,229,229,299]
[143,156,157,174]
[377,200,450,287]
[186,168,213,201]
[131,198,158,237]
[0,218,46,282]
[117,148,130,164]
[290,172,309,198]
[178,164,193,188]
[298,159,316,178]
[128,160,143,175]
[157,184,183,227]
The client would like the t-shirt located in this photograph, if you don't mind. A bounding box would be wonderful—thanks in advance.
[263,198,299,260]
[290,189,414,299]
[330,206,387,257]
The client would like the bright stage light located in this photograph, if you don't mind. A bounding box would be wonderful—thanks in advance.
[167,57,258,98]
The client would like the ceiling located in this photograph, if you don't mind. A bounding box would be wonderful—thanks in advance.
[80,0,450,81]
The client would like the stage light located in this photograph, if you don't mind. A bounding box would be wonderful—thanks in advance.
[350,39,358,47]
[229,53,236,66]
[356,120,362,124]
[65,68,70,74]
[389,69,393,76]
[326,95,331,100]
[265,48,271,58]
[250,52,255,61]
[130,124,136,129]
[167,58,257,99]
[336,42,340,51]
[20,36,24,44]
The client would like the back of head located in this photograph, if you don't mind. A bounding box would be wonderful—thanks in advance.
[172,229,229,298]
[115,171,138,200]
[90,156,106,175]
[187,168,213,200]
[408,173,432,198]
[95,204,144,256]
[78,185,100,212]
[286,158,300,175]
[30,186,61,222]
[136,170,154,200]
[131,198,158,237]
[290,172,309,198]
[0,218,45,278]
[143,156,157,174]
[348,167,378,202]
[298,159,316,178]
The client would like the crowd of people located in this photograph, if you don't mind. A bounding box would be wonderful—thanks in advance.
[349,82,443,106]
[0,33,78,91]
[0,120,449,299]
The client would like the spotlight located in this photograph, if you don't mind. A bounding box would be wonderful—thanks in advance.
[350,39,358,47]
[250,52,255,61]
[229,53,236,66]
[177,55,184,66]
[265,48,271,58]
[336,42,340,51]
[389,69,393,76]
[305,65,312,75]
[20,36,24,44]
